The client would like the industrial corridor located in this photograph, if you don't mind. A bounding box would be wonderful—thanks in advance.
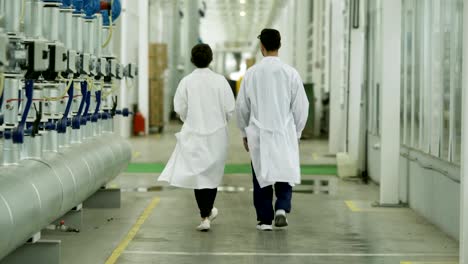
[2,0,468,263]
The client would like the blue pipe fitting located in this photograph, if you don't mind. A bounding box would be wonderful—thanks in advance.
[115,108,131,117]
[72,0,84,13]
[13,80,34,144]
[91,90,101,123]
[61,0,73,8]
[81,91,91,125]
[4,130,12,140]
[45,121,56,131]
[73,81,88,129]
[57,81,74,133]
[84,0,100,19]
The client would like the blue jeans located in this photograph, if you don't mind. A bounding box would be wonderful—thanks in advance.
[252,164,293,225]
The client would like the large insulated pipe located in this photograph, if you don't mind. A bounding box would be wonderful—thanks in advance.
[0,132,131,260]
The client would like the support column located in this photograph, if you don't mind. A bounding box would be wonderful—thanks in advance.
[329,0,347,154]
[138,0,149,134]
[119,0,130,138]
[379,0,402,205]
[459,0,468,262]
[167,0,180,124]
[347,0,366,169]
[183,0,200,76]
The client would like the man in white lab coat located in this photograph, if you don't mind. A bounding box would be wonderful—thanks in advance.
[159,44,236,231]
[236,29,309,231]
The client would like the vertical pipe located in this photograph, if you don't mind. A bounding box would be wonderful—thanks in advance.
[4,0,22,34]
[72,14,84,52]
[2,138,19,165]
[138,0,149,134]
[119,0,130,138]
[95,13,103,57]
[42,4,60,41]
[25,0,44,38]
[379,0,402,205]
[167,0,181,124]
[83,19,95,55]
[2,76,20,127]
[59,7,74,50]
[183,0,199,76]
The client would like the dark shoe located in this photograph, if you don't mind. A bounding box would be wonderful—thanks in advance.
[274,210,288,227]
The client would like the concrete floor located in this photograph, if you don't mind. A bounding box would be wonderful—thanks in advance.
[40,121,459,264]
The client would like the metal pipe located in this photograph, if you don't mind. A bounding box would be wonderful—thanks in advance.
[71,129,81,143]
[43,130,58,152]
[4,0,22,34]
[42,3,60,42]
[0,133,131,260]
[2,75,20,127]
[95,13,103,57]
[101,26,113,57]
[21,135,42,160]
[83,18,95,55]
[59,7,74,50]
[24,0,44,38]
[71,14,84,52]
[2,138,19,165]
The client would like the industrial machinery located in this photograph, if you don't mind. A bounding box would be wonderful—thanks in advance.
[0,0,136,261]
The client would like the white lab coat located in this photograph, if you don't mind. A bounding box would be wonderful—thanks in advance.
[236,57,309,188]
[158,68,235,189]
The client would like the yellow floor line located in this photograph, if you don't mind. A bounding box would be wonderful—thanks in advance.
[345,200,361,212]
[312,153,318,161]
[105,197,161,264]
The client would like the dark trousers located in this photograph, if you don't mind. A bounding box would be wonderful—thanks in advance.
[194,188,218,218]
[252,164,293,225]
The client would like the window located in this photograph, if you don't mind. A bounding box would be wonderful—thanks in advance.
[399,0,463,164]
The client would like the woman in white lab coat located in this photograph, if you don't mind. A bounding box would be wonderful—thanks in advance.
[158,44,235,231]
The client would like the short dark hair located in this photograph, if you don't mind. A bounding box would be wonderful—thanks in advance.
[257,29,281,51]
[191,44,213,68]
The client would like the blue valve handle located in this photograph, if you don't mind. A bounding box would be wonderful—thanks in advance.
[81,91,91,125]
[72,81,88,129]
[0,87,4,110]
[0,87,4,125]
[57,81,74,133]
[13,80,34,144]
[116,108,132,117]
[91,90,101,123]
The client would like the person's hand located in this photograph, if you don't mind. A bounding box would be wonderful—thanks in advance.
[243,138,249,152]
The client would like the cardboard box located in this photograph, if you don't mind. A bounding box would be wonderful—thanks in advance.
[149,79,164,127]
[149,43,167,57]
[149,57,167,79]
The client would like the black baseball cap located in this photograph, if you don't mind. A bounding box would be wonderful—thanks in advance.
[257,28,281,51]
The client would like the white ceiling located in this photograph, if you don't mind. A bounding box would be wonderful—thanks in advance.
[200,0,284,51]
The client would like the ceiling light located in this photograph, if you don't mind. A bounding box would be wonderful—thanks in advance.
[240,0,246,3]
[240,11,246,16]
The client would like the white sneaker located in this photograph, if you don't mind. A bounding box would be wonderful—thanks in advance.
[256,223,273,231]
[196,219,211,231]
[274,210,288,227]
[209,207,218,222]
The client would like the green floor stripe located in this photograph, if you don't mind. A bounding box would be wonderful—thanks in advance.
[126,163,337,175]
